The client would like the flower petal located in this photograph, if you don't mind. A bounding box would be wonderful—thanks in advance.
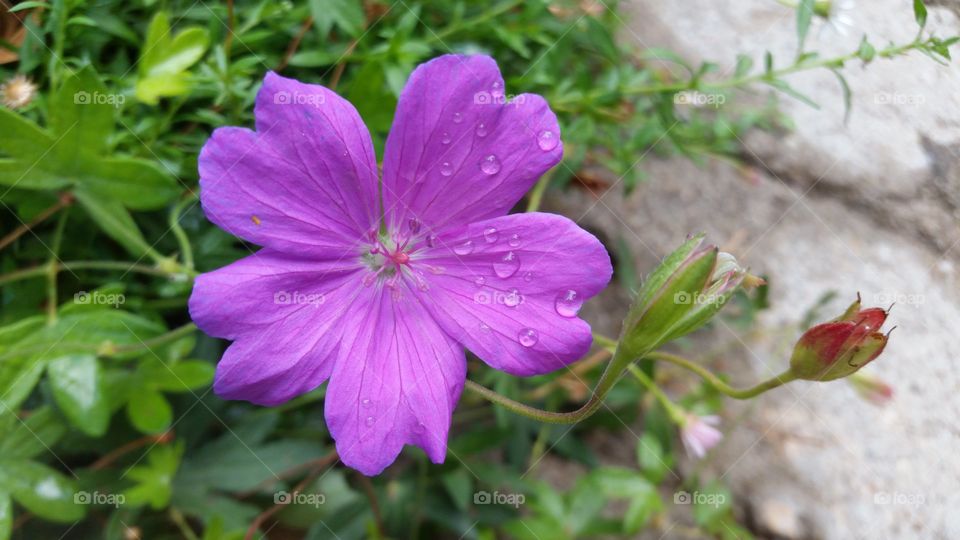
[324,284,466,475]
[188,249,364,405]
[198,72,379,257]
[381,55,563,236]
[412,212,611,376]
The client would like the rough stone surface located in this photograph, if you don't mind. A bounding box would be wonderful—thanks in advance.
[534,2,960,537]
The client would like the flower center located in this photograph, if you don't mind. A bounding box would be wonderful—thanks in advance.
[359,228,440,299]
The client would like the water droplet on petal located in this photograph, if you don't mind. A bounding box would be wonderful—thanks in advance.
[361,398,373,408]
[452,112,463,124]
[555,289,582,318]
[474,276,486,287]
[475,123,488,137]
[454,240,474,256]
[492,81,504,98]
[408,218,421,234]
[441,132,451,144]
[440,162,454,177]
[480,155,501,175]
[518,328,539,347]
[493,251,520,278]
[523,271,534,282]
[414,422,425,433]
[508,233,521,247]
[537,130,558,151]
[365,416,375,427]
[483,227,498,243]
[479,323,491,332]
[504,288,522,307]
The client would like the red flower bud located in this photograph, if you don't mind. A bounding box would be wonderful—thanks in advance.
[789,295,892,381]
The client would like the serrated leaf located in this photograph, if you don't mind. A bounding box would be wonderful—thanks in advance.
[136,12,209,104]
[309,0,366,38]
[47,355,110,437]
[123,441,183,509]
[127,388,172,434]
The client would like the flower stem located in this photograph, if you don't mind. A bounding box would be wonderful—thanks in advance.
[627,365,686,424]
[643,351,797,399]
[0,261,188,287]
[526,169,555,212]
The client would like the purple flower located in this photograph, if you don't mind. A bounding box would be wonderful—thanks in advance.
[189,55,612,475]
[680,413,723,459]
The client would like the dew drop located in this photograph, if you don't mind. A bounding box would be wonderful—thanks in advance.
[474,276,486,287]
[504,288,522,307]
[518,328,539,348]
[479,322,491,332]
[508,233,521,247]
[454,240,474,256]
[483,227,499,243]
[480,155,501,175]
[537,130,558,151]
[523,271,534,282]
[440,162,454,177]
[361,398,373,408]
[492,81,504,98]
[475,123,488,137]
[365,416,375,427]
[493,251,520,278]
[452,112,463,124]
[555,289,582,318]
[413,422,425,433]
[441,132,451,144]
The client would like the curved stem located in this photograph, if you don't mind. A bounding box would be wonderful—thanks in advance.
[627,365,686,423]
[643,351,796,399]
[0,261,185,286]
[525,169,554,212]
[169,193,197,271]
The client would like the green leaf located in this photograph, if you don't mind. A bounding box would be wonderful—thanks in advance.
[0,460,84,522]
[144,28,209,77]
[0,107,55,160]
[83,157,180,210]
[765,78,821,109]
[73,187,155,258]
[47,355,110,437]
[734,54,754,78]
[7,1,48,12]
[796,0,815,52]
[309,0,366,38]
[830,68,853,124]
[857,36,876,62]
[49,67,114,158]
[914,0,928,29]
[136,12,209,104]
[123,441,183,509]
[142,360,214,392]
[127,388,172,434]
[0,491,10,540]
[636,432,672,483]
[0,407,67,459]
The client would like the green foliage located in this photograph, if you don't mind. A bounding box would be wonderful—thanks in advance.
[0,0,954,538]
